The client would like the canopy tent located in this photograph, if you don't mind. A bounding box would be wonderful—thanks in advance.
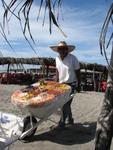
[0,57,107,72]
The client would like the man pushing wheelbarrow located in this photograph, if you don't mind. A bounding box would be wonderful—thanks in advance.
[50,41,81,129]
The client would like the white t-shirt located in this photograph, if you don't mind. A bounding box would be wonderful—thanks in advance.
[56,54,80,83]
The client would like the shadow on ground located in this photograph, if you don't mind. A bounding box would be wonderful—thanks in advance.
[26,122,96,145]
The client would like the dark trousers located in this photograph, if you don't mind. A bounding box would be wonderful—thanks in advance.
[60,83,76,124]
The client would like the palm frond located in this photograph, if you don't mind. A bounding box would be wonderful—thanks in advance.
[99,2,113,69]
[1,0,66,51]
[37,0,44,22]
[0,22,13,49]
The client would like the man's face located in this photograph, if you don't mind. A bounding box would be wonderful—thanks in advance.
[58,46,68,58]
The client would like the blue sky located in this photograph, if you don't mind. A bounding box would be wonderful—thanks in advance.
[0,0,112,65]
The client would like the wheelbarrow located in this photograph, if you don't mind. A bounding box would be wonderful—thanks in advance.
[0,84,73,150]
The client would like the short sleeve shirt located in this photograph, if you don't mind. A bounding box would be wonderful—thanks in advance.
[56,54,80,83]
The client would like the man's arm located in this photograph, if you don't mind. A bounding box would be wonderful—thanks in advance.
[75,69,81,92]
[55,69,59,82]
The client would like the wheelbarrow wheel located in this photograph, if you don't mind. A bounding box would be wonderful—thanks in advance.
[22,116,37,141]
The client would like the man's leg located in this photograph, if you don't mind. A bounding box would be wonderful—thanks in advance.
[59,100,71,127]
[67,84,76,124]
[67,99,74,124]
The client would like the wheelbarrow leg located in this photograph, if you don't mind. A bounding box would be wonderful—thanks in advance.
[21,116,37,141]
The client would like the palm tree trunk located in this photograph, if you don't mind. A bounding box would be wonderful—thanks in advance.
[95,44,113,150]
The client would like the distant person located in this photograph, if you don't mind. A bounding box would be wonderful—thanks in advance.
[50,41,81,128]
[101,80,107,92]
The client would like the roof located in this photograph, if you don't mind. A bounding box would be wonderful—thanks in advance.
[0,57,107,72]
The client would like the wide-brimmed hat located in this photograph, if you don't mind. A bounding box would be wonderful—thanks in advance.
[50,41,75,53]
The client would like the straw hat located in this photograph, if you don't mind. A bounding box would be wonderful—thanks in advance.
[50,41,75,53]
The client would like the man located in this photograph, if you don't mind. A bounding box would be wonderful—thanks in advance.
[50,41,81,128]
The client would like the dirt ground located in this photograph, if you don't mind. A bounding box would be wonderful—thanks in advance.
[0,84,113,150]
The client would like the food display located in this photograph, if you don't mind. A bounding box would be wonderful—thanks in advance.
[11,81,71,107]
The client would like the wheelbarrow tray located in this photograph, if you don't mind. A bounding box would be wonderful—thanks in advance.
[19,87,72,140]
[27,90,71,118]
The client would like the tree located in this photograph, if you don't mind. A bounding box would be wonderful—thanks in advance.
[94,3,113,150]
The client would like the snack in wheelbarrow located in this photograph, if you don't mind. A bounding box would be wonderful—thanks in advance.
[11,81,71,107]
